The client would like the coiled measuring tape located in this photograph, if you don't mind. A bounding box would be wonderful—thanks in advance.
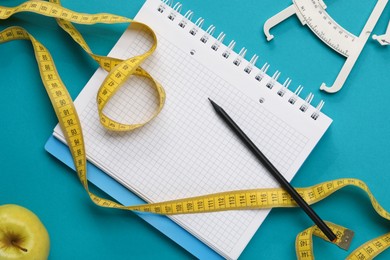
[1,1,390,259]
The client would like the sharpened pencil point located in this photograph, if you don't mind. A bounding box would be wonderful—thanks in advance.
[208,98,220,111]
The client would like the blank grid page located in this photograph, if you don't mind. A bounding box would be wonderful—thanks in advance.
[76,32,307,258]
[54,1,331,259]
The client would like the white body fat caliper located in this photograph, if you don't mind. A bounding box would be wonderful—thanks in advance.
[373,20,390,45]
[263,0,389,93]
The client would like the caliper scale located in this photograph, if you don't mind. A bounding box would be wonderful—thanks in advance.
[264,0,388,93]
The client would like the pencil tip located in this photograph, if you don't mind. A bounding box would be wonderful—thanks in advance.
[208,98,219,111]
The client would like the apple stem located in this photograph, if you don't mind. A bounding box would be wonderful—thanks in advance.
[11,241,28,252]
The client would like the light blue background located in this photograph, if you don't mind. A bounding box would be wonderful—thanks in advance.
[1,0,390,259]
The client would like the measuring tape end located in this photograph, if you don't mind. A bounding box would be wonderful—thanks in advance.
[337,229,354,251]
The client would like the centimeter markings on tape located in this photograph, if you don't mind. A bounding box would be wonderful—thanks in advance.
[1,1,390,259]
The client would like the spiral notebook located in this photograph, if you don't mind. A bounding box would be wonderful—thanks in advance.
[52,0,332,259]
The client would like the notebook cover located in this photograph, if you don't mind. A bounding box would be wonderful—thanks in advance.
[45,135,222,260]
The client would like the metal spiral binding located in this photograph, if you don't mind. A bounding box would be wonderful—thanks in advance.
[168,2,182,20]
[222,40,235,58]
[277,78,291,97]
[255,63,270,82]
[233,48,247,66]
[311,100,324,120]
[179,10,193,28]
[156,0,326,120]
[200,25,216,43]
[266,71,281,89]
[244,55,259,74]
[288,85,303,105]
[157,0,173,13]
[189,17,204,36]
[299,93,314,112]
[211,32,225,51]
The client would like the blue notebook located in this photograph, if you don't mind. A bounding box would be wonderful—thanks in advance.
[45,135,221,259]
[47,0,332,258]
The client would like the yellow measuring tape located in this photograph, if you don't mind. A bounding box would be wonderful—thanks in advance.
[1,1,389,259]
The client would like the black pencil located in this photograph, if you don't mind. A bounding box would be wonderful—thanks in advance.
[208,98,337,242]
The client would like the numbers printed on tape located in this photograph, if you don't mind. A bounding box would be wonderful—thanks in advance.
[1,1,390,259]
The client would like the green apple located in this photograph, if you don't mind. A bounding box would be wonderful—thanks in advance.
[0,204,50,260]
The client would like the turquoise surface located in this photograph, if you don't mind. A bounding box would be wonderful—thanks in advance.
[1,0,390,259]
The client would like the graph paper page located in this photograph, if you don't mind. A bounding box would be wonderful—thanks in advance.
[54,0,332,259]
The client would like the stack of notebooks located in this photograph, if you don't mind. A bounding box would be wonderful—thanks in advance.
[46,0,332,259]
